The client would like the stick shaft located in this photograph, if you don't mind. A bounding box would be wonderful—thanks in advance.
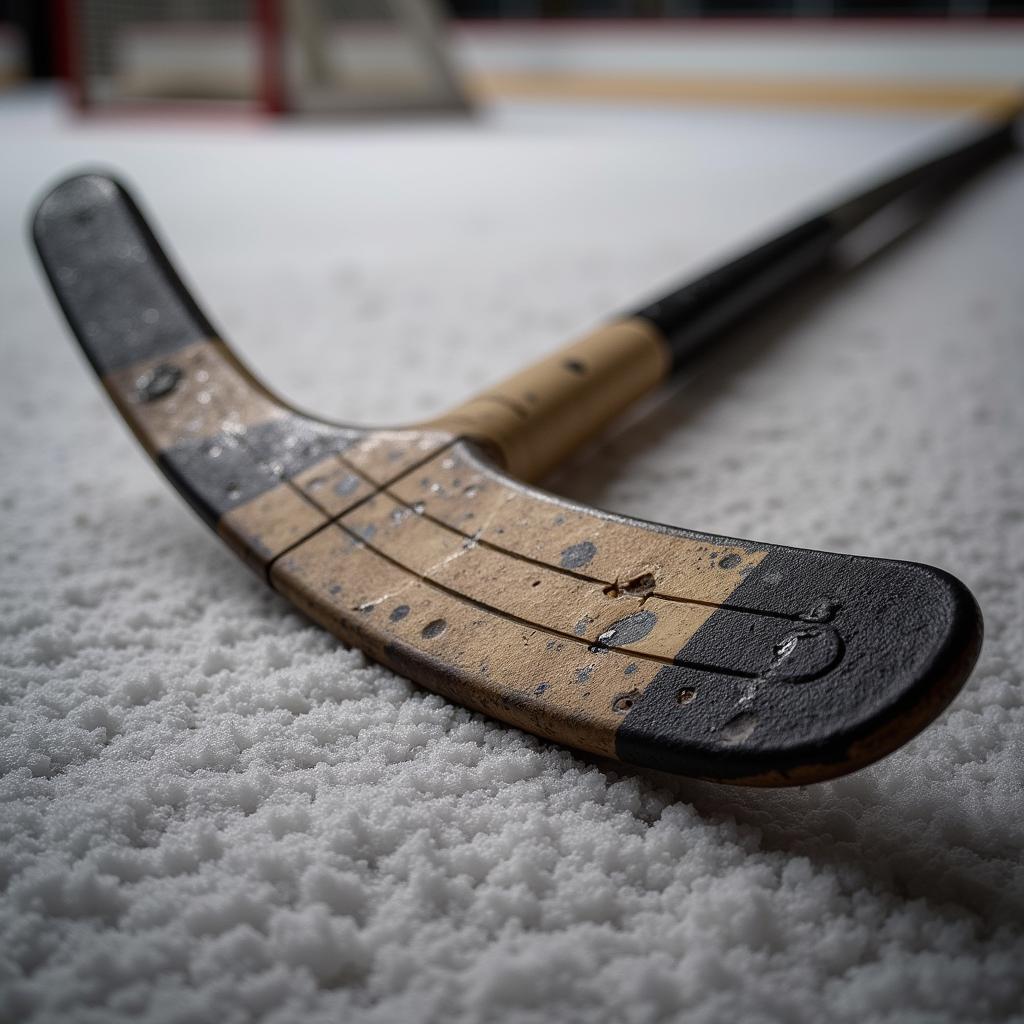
[635,108,1020,370]
[632,216,836,372]
[431,106,1020,476]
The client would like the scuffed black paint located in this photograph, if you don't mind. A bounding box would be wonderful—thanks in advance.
[33,174,215,374]
[160,415,360,523]
[618,544,981,781]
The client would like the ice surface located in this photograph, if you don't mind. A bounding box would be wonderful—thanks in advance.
[1,88,1023,1023]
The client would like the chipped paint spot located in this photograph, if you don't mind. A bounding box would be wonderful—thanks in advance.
[575,665,594,684]
[802,599,841,623]
[390,604,410,622]
[612,692,639,714]
[720,711,758,743]
[625,573,657,597]
[765,626,842,682]
[677,687,696,705]
[421,618,447,639]
[719,553,742,570]
[534,682,550,696]
[604,572,657,599]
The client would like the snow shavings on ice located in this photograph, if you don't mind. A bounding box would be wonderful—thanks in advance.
[2,93,1024,1023]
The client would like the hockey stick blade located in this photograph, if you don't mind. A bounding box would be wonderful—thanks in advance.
[32,173,982,786]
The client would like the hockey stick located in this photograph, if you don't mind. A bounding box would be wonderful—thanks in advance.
[31,109,1018,785]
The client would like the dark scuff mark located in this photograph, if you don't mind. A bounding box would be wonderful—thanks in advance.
[136,363,181,401]
[561,541,597,569]
[598,610,658,647]
[335,474,361,496]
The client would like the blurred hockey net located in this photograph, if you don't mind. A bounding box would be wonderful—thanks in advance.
[62,0,470,115]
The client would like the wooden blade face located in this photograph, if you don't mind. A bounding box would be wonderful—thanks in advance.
[270,437,979,784]
[33,173,981,785]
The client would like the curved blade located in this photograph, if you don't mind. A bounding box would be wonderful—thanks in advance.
[31,173,448,573]
[32,173,981,785]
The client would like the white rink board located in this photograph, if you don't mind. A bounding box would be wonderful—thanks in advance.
[455,22,1024,84]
